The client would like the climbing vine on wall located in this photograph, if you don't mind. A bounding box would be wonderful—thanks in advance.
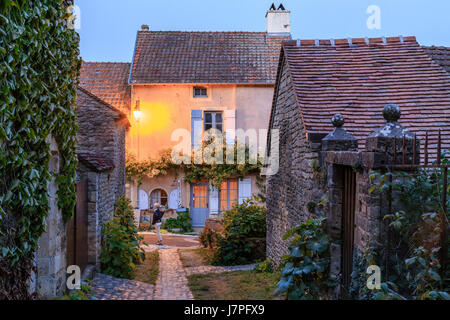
[352,154,450,300]
[126,141,263,191]
[0,0,80,298]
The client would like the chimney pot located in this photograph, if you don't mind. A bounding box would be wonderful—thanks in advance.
[141,24,149,31]
[266,4,290,35]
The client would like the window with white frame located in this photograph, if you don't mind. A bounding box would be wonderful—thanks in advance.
[204,111,223,133]
[219,179,238,212]
[209,178,251,214]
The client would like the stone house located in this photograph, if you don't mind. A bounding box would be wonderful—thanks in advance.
[126,6,291,228]
[74,86,129,270]
[266,36,450,294]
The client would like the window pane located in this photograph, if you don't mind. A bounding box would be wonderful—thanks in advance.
[160,190,168,206]
[205,124,212,131]
[194,87,207,97]
[150,189,168,208]
[215,113,222,123]
[205,113,212,123]
[193,185,207,208]
[215,123,222,132]
[220,181,228,212]
[229,179,238,208]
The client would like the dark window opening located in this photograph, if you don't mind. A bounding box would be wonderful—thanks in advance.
[194,86,208,98]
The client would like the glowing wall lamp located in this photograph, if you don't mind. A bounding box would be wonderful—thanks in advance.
[133,99,142,121]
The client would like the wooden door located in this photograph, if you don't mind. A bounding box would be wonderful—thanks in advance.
[67,181,89,272]
[190,183,209,227]
[342,166,356,293]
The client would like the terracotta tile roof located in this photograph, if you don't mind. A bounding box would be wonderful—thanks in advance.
[130,31,289,84]
[422,46,450,73]
[77,151,115,172]
[79,62,131,113]
[280,36,450,160]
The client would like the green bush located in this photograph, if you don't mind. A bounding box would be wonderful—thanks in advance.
[212,199,266,266]
[255,258,273,273]
[366,155,450,300]
[100,197,145,279]
[55,281,96,300]
[275,217,335,300]
[163,209,193,233]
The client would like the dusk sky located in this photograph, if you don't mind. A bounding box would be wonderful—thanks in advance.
[75,0,450,62]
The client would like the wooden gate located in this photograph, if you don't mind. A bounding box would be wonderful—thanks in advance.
[67,181,89,272]
[342,166,356,292]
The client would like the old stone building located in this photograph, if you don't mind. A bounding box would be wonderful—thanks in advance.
[74,87,129,270]
[266,36,450,293]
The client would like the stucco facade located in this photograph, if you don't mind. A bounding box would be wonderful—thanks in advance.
[126,84,274,226]
[127,84,274,160]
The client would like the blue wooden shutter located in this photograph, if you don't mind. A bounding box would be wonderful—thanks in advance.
[238,178,252,204]
[191,110,203,151]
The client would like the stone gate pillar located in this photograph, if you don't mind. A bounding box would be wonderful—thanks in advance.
[321,114,358,297]
[365,104,420,165]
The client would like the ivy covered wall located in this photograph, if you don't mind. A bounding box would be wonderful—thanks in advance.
[0,0,80,299]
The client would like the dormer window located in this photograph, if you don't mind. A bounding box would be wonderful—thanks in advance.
[194,86,208,98]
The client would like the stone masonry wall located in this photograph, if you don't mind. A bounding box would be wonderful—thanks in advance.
[114,126,126,202]
[266,58,325,266]
[76,88,127,204]
[76,89,127,269]
[34,136,67,299]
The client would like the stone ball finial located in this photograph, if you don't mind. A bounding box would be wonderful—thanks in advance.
[383,104,401,122]
[331,114,345,128]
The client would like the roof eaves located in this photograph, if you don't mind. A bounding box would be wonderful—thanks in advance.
[77,86,131,127]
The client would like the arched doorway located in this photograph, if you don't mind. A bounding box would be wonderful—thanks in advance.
[149,188,168,208]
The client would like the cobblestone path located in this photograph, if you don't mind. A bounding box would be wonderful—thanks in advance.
[90,235,256,300]
[90,273,154,300]
[153,248,194,300]
[184,263,257,276]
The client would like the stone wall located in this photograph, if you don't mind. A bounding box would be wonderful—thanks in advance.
[76,88,127,204]
[266,58,325,266]
[33,136,67,299]
[76,89,127,270]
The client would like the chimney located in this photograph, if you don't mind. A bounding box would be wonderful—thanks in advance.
[141,24,149,31]
[266,3,290,35]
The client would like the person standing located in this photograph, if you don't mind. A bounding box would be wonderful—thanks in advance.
[152,203,164,245]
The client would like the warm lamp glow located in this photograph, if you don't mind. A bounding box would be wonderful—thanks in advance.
[133,110,142,120]
[133,99,142,120]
